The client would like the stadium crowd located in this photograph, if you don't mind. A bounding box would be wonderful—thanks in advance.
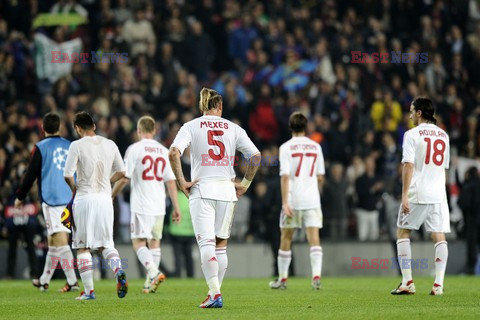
[1,0,480,277]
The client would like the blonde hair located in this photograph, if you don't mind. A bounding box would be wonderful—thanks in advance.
[199,87,222,113]
[137,115,155,134]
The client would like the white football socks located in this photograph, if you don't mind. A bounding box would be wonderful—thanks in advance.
[216,247,228,287]
[434,241,448,286]
[150,248,161,268]
[102,247,122,274]
[40,247,59,284]
[136,246,158,279]
[277,250,292,280]
[397,239,413,285]
[199,240,220,296]
[310,246,323,279]
[57,245,77,285]
[78,252,94,293]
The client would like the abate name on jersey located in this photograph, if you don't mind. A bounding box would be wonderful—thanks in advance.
[144,146,165,154]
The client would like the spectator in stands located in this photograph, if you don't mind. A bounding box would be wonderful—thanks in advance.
[122,5,155,57]
[323,163,348,239]
[355,156,383,241]
[457,166,480,274]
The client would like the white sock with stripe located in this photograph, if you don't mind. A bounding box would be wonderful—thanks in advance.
[310,246,323,280]
[102,247,122,274]
[78,252,94,293]
[40,247,59,285]
[150,248,161,269]
[199,239,220,296]
[136,246,158,278]
[397,239,413,286]
[216,247,228,287]
[57,245,77,285]
[277,250,292,281]
[434,241,448,286]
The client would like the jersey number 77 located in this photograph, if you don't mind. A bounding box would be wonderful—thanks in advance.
[292,153,317,177]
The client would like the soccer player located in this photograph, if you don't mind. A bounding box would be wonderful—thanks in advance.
[269,112,325,290]
[63,112,128,300]
[15,112,79,292]
[169,87,261,308]
[391,97,450,296]
[112,115,181,293]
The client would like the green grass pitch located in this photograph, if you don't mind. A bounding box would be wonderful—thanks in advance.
[0,277,479,319]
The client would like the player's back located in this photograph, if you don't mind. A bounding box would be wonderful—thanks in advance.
[403,123,450,203]
[36,136,72,205]
[125,139,173,215]
[71,135,123,195]
[186,115,238,181]
[173,115,258,201]
[279,136,325,210]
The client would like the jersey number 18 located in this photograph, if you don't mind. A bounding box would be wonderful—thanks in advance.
[424,138,446,166]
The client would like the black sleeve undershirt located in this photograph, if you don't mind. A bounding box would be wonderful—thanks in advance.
[16,146,42,201]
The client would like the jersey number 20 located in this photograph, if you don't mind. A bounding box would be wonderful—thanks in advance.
[142,155,166,181]
[424,138,446,166]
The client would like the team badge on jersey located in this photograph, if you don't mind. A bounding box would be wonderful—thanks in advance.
[53,147,69,171]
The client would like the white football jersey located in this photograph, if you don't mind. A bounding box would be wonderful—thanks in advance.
[124,139,175,216]
[64,135,124,196]
[402,123,450,204]
[279,136,325,210]
[171,115,259,201]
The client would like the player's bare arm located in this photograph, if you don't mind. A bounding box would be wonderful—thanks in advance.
[401,162,414,214]
[112,177,129,199]
[168,147,197,198]
[317,175,325,193]
[166,180,181,223]
[235,152,261,198]
[64,176,76,194]
[280,174,293,217]
[110,171,125,184]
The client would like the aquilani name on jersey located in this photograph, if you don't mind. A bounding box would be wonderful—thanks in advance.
[290,144,317,151]
[418,129,447,138]
[200,121,229,129]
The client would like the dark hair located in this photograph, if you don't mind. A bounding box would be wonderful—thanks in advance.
[73,111,95,130]
[43,112,61,134]
[412,97,436,124]
[288,112,308,133]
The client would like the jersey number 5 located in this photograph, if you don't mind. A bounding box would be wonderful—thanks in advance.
[142,155,166,181]
[207,130,225,160]
[424,138,446,166]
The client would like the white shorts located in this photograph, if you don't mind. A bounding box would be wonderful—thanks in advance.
[280,208,323,229]
[131,212,165,240]
[189,198,236,240]
[72,193,114,249]
[397,200,450,233]
[42,203,71,236]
